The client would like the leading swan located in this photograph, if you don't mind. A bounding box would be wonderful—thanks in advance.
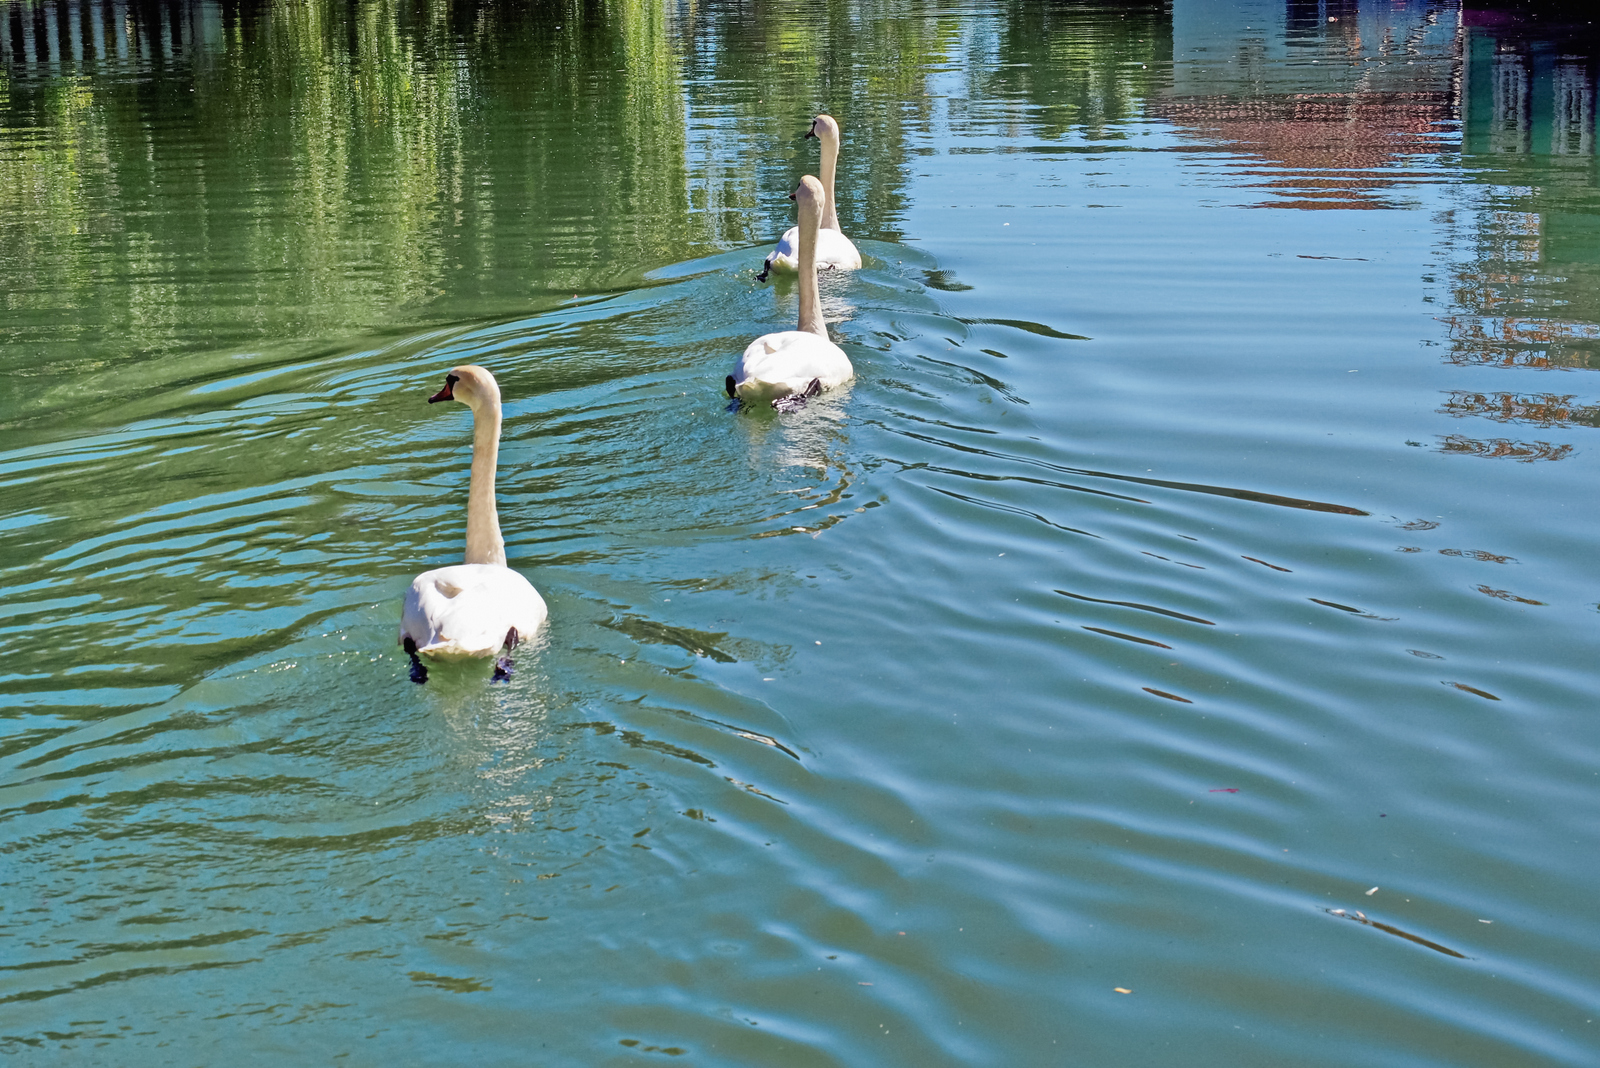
[757,114,862,281]
[728,175,854,411]
[399,365,547,683]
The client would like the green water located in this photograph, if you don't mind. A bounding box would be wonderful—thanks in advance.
[3,0,1599,1064]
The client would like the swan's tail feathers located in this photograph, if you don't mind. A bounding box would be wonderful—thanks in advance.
[771,378,822,413]
[403,636,429,685]
[491,626,520,684]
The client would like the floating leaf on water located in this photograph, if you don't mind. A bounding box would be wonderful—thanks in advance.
[1444,681,1501,701]
[1474,585,1544,606]
[1082,626,1171,649]
[1325,908,1469,958]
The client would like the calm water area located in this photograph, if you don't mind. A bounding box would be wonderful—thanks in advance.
[2,0,1599,1063]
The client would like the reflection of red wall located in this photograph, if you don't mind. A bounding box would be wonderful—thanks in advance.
[1155,93,1455,206]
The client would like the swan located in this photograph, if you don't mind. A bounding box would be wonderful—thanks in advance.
[728,175,854,411]
[757,114,862,281]
[399,365,547,683]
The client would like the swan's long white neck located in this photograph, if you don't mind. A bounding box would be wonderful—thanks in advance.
[464,399,506,566]
[797,194,827,338]
[818,133,843,232]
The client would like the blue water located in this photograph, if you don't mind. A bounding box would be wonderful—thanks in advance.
[2,1,1598,1064]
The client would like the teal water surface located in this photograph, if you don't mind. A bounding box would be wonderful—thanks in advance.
[3,1,1599,1064]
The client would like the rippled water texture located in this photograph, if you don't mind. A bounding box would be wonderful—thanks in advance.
[3,1,1599,1064]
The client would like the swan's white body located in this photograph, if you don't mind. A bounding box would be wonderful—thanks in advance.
[762,114,861,276]
[764,225,862,276]
[731,330,853,405]
[731,175,854,406]
[403,563,546,659]
[399,365,547,661]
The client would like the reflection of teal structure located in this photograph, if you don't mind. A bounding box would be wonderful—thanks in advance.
[1455,12,1600,359]
[1170,0,1455,99]
[1462,27,1597,156]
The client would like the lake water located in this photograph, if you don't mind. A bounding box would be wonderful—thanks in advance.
[3,0,1598,1064]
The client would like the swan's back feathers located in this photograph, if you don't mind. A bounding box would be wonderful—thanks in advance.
[401,563,547,659]
[763,225,861,273]
[731,330,853,402]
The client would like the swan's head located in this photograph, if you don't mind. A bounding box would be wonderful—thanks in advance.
[428,365,501,411]
[789,174,827,221]
[805,114,841,145]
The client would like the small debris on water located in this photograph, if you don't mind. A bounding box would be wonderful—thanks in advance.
[1114,988,1132,994]
[1366,887,1379,896]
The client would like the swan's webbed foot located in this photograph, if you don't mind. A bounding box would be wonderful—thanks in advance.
[491,627,519,683]
[756,259,772,282]
[403,636,429,685]
[771,378,822,413]
[725,375,738,400]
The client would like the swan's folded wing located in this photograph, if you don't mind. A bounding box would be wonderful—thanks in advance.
[813,227,862,270]
[764,226,801,272]
[733,331,854,399]
[401,564,548,658]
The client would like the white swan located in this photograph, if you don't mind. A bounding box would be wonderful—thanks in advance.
[399,365,547,683]
[728,175,854,410]
[758,114,862,281]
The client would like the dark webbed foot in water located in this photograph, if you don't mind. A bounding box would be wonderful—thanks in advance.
[725,375,743,412]
[491,626,520,683]
[771,378,822,413]
[756,259,772,282]
[404,636,428,685]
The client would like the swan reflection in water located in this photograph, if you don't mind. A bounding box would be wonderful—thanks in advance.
[731,383,859,543]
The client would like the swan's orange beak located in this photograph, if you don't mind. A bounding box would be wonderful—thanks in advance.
[428,374,457,403]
